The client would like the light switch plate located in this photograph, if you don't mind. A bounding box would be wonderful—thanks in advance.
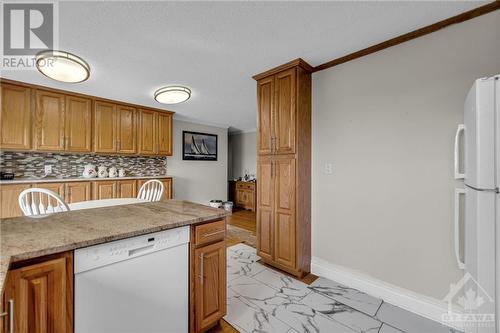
[324,163,333,175]
[45,165,52,174]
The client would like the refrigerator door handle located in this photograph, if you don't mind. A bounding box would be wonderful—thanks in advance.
[454,124,465,179]
[454,188,466,270]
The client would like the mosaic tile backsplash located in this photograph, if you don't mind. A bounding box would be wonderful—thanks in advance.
[0,152,168,178]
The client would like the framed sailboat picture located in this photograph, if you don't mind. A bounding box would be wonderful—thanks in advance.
[182,131,218,161]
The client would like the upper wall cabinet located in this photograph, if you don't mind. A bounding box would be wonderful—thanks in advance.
[94,101,117,153]
[257,77,274,155]
[138,109,172,156]
[65,95,92,152]
[35,90,66,151]
[117,105,137,154]
[94,101,139,154]
[157,112,172,155]
[0,83,32,150]
[35,90,92,152]
[256,68,297,155]
[0,80,173,156]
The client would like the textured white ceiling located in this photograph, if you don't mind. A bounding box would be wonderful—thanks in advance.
[2,1,487,131]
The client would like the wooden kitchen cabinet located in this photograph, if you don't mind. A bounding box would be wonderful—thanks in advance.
[92,180,117,200]
[138,109,173,156]
[1,79,174,156]
[0,184,30,218]
[137,178,172,201]
[35,90,66,151]
[157,112,172,155]
[254,59,311,277]
[256,157,274,262]
[65,95,92,152]
[117,105,137,154]
[257,76,274,155]
[190,220,226,332]
[138,109,156,155]
[0,83,32,150]
[117,180,137,198]
[235,181,255,211]
[2,252,73,333]
[256,68,296,155]
[94,101,117,153]
[65,182,91,203]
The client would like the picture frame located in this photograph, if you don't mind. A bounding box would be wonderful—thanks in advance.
[182,131,218,161]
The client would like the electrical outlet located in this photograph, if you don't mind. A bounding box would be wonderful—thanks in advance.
[324,163,333,175]
[45,165,52,174]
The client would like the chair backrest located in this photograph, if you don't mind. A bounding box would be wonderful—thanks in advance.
[18,188,70,217]
[137,180,164,202]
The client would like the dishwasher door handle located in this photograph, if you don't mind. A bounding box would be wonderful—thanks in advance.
[128,244,155,257]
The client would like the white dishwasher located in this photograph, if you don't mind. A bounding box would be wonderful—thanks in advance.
[74,227,189,333]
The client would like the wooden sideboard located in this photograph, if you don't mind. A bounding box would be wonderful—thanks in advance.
[0,79,173,156]
[0,178,173,218]
[234,180,256,211]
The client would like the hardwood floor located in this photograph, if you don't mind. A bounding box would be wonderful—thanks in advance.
[206,208,317,333]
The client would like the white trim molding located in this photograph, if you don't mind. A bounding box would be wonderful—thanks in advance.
[311,256,464,331]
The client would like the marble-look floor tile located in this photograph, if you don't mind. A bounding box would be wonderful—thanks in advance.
[252,268,311,300]
[308,278,383,316]
[229,276,288,313]
[272,302,356,333]
[226,245,265,281]
[376,302,459,333]
[225,288,296,333]
[378,323,405,333]
[301,291,382,333]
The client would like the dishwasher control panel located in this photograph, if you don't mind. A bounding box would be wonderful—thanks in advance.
[74,226,190,274]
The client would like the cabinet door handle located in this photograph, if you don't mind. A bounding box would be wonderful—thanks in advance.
[0,299,14,333]
[117,141,121,151]
[60,135,65,148]
[199,253,204,285]
[271,161,274,178]
[203,230,225,238]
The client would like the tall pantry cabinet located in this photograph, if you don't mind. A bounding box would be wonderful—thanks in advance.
[253,59,312,277]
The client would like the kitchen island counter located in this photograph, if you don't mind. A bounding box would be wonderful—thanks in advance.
[0,200,228,293]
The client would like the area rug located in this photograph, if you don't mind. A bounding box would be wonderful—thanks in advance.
[226,224,256,248]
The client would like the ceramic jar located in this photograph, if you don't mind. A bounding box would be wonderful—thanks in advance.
[108,167,118,178]
[98,166,108,178]
[82,164,97,178]
[118,168,126,177]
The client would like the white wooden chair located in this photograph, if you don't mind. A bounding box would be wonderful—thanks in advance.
[18,188,70,218]
[137,180,164,202]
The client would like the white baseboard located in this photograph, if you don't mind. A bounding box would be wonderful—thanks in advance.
[311,256,464,331]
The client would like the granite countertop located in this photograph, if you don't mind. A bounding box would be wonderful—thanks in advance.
[0,200,228,293]
[0,175,173,185]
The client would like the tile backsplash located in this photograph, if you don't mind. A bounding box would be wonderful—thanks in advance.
[0,152,168,178]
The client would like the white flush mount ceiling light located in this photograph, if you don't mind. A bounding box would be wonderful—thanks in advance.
[36,50,90,83]
[154,86,191,104]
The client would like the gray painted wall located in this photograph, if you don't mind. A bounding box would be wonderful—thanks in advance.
[228,131,257,180]
[168,120,228,204]
[312,11,500,299]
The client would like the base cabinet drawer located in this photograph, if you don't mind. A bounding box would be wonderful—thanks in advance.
[2,252,73,333]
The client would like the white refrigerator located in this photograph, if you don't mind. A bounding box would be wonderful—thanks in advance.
[454,75,499,333]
